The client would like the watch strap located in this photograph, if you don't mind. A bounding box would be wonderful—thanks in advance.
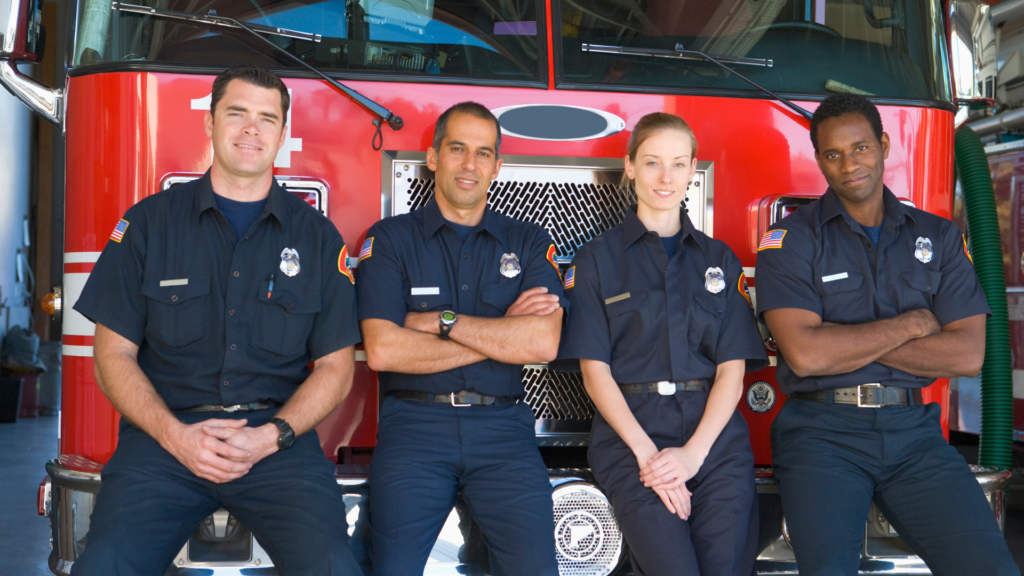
[270,417,295,451]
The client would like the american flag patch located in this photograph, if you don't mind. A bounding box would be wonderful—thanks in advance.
[110,219,129,243]
[758,230,786,251]
[359,237,373,261]
[563,266,575,289]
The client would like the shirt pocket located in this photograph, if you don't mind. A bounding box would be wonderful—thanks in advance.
[691,291,727,358]
[480,283,520,316]
[901,267,940,309]
[815,270,865,322]
[141,274,211,349]
[606,291,651,350]
[404,286,453,312]
[253,282,322,358]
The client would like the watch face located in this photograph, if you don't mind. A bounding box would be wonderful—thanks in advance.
[441,311,457,322]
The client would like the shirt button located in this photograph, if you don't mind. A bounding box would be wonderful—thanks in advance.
[230,344,237,351]
[420,302,427,308]
[222,380,230,387]
[463,253,468,259]
[288,302,295,310]
[233,271,240,278]
[926,285,931,291]
[462,285,468,291]
[171,295,178,302]
[228,309,236,315]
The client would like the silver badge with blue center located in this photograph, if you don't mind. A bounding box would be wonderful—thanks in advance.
[280,247,301,277]
[705,267,725,294]
[914,237,933,264]
[500,253,521,278]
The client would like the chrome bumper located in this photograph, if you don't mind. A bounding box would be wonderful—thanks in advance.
[43,461,1010,576]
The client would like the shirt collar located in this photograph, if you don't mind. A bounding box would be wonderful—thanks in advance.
[193,170,288,224]
[419,197,507,246]
[622,205,697,249]
[817,185,915,228]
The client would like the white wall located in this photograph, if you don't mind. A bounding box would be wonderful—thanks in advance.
[0,65,33,334]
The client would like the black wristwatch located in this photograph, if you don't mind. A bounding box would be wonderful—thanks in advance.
[439,310,458,340]
[270,417,295,451]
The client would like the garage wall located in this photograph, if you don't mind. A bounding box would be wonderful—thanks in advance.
[0,64,35,335]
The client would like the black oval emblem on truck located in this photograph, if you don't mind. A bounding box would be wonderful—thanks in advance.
[492,105,626,141]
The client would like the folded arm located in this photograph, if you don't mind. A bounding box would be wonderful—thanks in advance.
[875,314,985,378]
[763,308,940,377]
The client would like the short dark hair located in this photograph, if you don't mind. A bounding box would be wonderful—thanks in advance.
[432,102,501,156]
[210,66,290,120]
[810,94,883,152]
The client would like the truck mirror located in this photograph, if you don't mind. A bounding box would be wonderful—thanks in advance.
[948,0,998,126]
[1,0,45,62]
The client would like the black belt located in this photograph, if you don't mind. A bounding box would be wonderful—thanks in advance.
[179,402,277,413]
[788,384,917,407]
[388,390,521,407]
[619,380,709,396]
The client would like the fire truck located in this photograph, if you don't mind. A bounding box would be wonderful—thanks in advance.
[0,0,1012,574]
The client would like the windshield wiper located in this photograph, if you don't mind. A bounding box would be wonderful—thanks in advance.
[581,43,812,121]
[112,2,404,142]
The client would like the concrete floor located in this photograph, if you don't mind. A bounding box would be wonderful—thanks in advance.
[1,415,58,576]
[4,416,1024,575]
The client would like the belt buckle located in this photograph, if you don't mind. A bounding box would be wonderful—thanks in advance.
[656,381,676,395]
[450,391,472,407]
[857,383,884,408]
[222,405,242,413]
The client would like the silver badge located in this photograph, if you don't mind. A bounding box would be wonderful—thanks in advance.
[280,247,301,277]
[914,237,933,264]
[746,381,776,414]
[705,267,725,294]
[500,253,521,278]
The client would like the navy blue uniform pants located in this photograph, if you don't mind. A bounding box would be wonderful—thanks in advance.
[367,397,558,576]
[771,399,1019,576]
[589,390,759,576]
[71,410,361,576]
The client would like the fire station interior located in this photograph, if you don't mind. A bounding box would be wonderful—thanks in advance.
[10,0,1024,574]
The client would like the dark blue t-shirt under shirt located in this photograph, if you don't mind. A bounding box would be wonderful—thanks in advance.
[863,224,882,246]
[214,193,267,240]
[661,231,683,259]
[448,221,477,244]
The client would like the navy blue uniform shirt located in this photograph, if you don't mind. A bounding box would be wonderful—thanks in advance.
[356,199,568,398]
[555,206,767,382]
[74,171,360,410]
[754,187,989,394]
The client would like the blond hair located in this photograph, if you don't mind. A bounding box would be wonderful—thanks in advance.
[620,113,698,190]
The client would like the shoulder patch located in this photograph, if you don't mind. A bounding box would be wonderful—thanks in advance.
[546,244,561,280]
[110,219,129,243]
[758,230,786,251]
[738,271,753,308]
[563,266,575,289]
[338,245,355,284]
[963,234,974,265]
[359,237,374,261]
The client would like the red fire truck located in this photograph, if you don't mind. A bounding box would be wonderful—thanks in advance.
[0,0,1011,573]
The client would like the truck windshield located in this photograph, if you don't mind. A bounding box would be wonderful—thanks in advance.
[73,0,543,82]
[559,0,951,102]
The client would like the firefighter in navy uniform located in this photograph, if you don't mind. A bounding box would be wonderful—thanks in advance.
[755,94,1019,576]
[357,102,566,576]
[70,67,364,575]
[555,113,767,576]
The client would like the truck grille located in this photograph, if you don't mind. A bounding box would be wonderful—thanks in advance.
[523,367,595,420]
[404,177,635,260]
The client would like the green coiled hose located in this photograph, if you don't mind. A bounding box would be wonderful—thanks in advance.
[954,127,1013,471]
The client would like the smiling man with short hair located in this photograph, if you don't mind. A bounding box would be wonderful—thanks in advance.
[754,94,1018,576]
[357,102,565,576]
[71,65,363,576]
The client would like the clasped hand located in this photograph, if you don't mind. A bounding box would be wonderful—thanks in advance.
[165,418,279,484]
[635,444,706,520]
